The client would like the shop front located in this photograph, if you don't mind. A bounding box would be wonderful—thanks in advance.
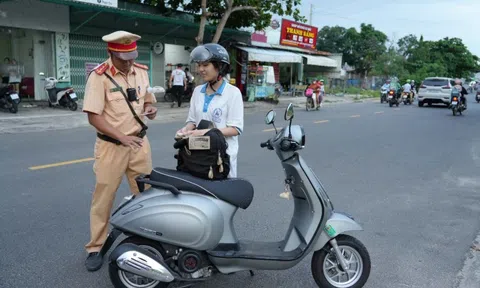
[235,46,302,101]
[38,0,250,100]
[0,0,69,100]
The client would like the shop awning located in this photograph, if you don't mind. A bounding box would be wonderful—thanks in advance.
[237,47,302,63]
[301,54,338,68]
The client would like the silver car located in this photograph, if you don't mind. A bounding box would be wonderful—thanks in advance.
[417,77,455,107]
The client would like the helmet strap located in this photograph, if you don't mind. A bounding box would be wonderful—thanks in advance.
[208,73,223,92]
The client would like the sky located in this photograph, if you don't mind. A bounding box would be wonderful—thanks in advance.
[274,0,480,57]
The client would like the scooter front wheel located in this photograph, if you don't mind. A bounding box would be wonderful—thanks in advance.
[311,235,371,288]
[109,237,169,288]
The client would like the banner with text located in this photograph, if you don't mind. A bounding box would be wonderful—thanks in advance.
[279,19,318,50]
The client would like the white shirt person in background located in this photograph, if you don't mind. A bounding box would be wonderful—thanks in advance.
[176,43,244,178]
[169,63,187,108]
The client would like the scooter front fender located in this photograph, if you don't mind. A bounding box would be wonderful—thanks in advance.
[313,212,363,251]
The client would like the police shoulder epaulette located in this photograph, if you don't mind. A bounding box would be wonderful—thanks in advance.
[133,62,149,70]
[94,62,109,75]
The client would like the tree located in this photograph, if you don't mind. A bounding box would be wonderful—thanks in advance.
[371,47,407,79]
[316,26,359,68]
[317,24,387,78]
[353,24,388,77]
[397,34,419,59]
[182,0,307,45]
[126,0,306,45]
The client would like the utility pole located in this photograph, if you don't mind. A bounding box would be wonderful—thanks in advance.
[309,3,313,25]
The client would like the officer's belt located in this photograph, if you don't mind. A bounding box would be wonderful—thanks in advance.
[97,132,145,145]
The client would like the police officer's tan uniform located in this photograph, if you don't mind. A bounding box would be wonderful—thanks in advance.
[82,31,156,268]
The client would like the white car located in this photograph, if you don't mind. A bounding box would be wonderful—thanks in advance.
[417,77,455,107]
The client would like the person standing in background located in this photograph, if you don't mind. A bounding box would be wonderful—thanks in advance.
[169,63,187,108]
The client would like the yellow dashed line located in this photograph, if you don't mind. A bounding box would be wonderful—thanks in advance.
[263,127,281,132]
[29,157,94,170]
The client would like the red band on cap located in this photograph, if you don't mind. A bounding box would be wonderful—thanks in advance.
[107,41,137,52]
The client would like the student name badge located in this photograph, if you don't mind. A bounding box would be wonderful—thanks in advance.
[188,136,210,150]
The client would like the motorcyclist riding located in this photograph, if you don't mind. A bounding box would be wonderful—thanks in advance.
[453,78,468,109]
[307,79,321,110]
[381,80,391,91]
[402,80,413,102]
[318,79,325,108]
[410,80,416,98]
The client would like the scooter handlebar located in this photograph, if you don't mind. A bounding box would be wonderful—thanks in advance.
[260,140,269,148]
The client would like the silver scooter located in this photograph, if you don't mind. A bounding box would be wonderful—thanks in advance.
[99,104,371,288]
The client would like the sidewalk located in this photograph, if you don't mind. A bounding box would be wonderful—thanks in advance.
[0,94,361,134]
[455,232,480,288]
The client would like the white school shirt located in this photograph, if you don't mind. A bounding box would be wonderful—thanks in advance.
[172,69,186,86]
[186,80,244,178]
[403,83,411,93]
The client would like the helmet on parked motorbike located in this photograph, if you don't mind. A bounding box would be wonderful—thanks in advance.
[190,43,231,83]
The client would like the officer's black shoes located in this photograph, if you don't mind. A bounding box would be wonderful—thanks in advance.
[85,252,103,272]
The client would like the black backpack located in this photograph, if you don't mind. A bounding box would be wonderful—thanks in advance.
[174,128,230,180]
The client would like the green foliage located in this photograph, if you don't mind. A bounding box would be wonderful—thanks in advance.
[317,24,387,76]
[318,26,480,83]
[128,0,306,31]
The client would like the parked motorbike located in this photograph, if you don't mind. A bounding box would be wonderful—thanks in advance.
[0,84,20,113]
[402,91,413,105]
[39,73,78,111]
[387,89,400,107]
[380,88,388,103]
[95,103,371,288]
[164,81,194,103]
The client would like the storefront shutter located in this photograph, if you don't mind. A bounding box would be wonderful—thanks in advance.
[69,34,151,98]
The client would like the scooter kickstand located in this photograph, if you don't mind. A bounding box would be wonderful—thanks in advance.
[249,270,255,276]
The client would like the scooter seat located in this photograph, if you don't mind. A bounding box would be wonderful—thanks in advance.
[150,167,254,209]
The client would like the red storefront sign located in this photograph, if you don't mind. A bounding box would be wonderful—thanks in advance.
[279,19,318,50]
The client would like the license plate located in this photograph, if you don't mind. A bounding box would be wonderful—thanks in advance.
[451,101,457,105]
[388,96,393,99]
[10,93,19,100]
[403,95,407,98]
[69,93,77,99]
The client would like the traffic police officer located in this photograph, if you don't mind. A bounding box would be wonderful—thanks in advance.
[82,30,157,271]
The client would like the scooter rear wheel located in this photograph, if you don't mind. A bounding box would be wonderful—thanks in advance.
[311,235,371,288]
[109,237,169,288]
[69,101,78,111]
[9,102,18,113]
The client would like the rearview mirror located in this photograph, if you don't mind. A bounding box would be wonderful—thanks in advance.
[284,103,294,121]
[265,110,276,125]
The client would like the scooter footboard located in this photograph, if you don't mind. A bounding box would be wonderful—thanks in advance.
[313,212,363,251]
